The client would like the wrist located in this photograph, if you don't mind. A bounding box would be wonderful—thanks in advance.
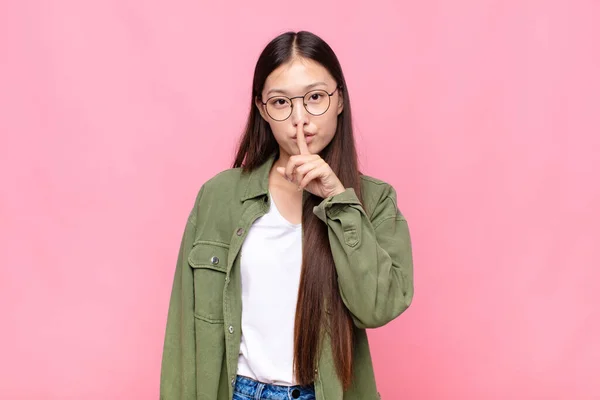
[329,185,346,197]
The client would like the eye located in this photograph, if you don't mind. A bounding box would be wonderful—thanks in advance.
[306,91,326,103]
[268,97,290,108]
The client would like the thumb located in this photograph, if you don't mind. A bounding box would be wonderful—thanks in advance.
[276,166,286,177]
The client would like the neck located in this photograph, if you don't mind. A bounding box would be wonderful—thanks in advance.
[274,148,291,169]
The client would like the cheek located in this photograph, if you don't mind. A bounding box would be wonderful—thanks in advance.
[318,115,338,139]
[268,122,289,144]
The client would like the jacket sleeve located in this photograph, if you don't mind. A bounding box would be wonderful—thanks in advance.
[312,185,414,329]
[160,189,203,399]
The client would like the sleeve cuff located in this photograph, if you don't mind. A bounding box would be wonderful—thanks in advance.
[312,188,361,222]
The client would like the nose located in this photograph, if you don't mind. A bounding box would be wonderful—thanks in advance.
[290,98,309,127]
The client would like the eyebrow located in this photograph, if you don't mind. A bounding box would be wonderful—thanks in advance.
[265,81,329,97]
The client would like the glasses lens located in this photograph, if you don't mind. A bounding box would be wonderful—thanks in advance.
[266,97,292,121]
[304,90,330,116]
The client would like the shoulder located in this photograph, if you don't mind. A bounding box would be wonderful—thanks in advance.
[186,167,244,223]
[359,174,403,219]
[359,174,398,203]
[201,167,244,194]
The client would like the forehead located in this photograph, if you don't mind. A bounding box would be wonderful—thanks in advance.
[263,57,335,94]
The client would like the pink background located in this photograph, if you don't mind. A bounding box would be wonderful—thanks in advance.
[1,1,599,399]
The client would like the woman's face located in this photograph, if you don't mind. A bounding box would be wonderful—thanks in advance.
[256,57,343,159]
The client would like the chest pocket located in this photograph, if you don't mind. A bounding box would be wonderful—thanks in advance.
[188,241,229,323]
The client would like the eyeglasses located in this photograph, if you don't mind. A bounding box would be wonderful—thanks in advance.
[260,86,341,122]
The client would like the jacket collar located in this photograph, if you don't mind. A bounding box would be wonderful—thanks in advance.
[240,153,277,202]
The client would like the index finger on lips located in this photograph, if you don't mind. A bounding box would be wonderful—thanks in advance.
[296,130,311,155]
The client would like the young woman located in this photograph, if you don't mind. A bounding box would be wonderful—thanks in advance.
[160,31,414,400]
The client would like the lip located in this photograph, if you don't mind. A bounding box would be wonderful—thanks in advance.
[292,134,315,143]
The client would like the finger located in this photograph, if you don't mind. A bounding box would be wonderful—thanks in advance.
[284,157,299,182]
[275,166,287,179]
[284,155,315,182]
[296,130,311,155]
[298,164,326,190]
[295,159,324,187]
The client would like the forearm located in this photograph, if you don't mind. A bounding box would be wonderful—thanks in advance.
[313,188,414,329]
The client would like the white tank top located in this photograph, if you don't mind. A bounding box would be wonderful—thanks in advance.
[236,191,303,385]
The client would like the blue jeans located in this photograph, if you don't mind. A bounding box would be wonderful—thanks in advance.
[233,375,316,400]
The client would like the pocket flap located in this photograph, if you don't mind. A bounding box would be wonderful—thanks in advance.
[188,242,229,272]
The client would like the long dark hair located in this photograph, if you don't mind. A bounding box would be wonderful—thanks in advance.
[233,31,362,390]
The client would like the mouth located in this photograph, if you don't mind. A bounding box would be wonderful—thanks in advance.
[292,133,316,143]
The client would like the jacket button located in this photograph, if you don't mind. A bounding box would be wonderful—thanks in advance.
[210,256,219,265]
[228,325,234,334]
[291,388,300,398]
[236,228,244,236]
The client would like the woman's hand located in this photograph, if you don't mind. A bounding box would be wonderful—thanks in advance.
[275,132,346,199]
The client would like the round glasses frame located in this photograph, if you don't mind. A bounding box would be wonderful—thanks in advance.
[260,86,341,122]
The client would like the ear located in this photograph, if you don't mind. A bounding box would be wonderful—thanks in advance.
[255,97,268,121]
[336,88,344,115]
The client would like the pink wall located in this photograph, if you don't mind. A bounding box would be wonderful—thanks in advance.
[1,0,598,398]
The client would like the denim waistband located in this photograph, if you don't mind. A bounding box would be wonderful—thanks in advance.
[234,375,315,400]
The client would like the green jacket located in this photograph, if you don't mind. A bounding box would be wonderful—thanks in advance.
[160,153,414,400]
